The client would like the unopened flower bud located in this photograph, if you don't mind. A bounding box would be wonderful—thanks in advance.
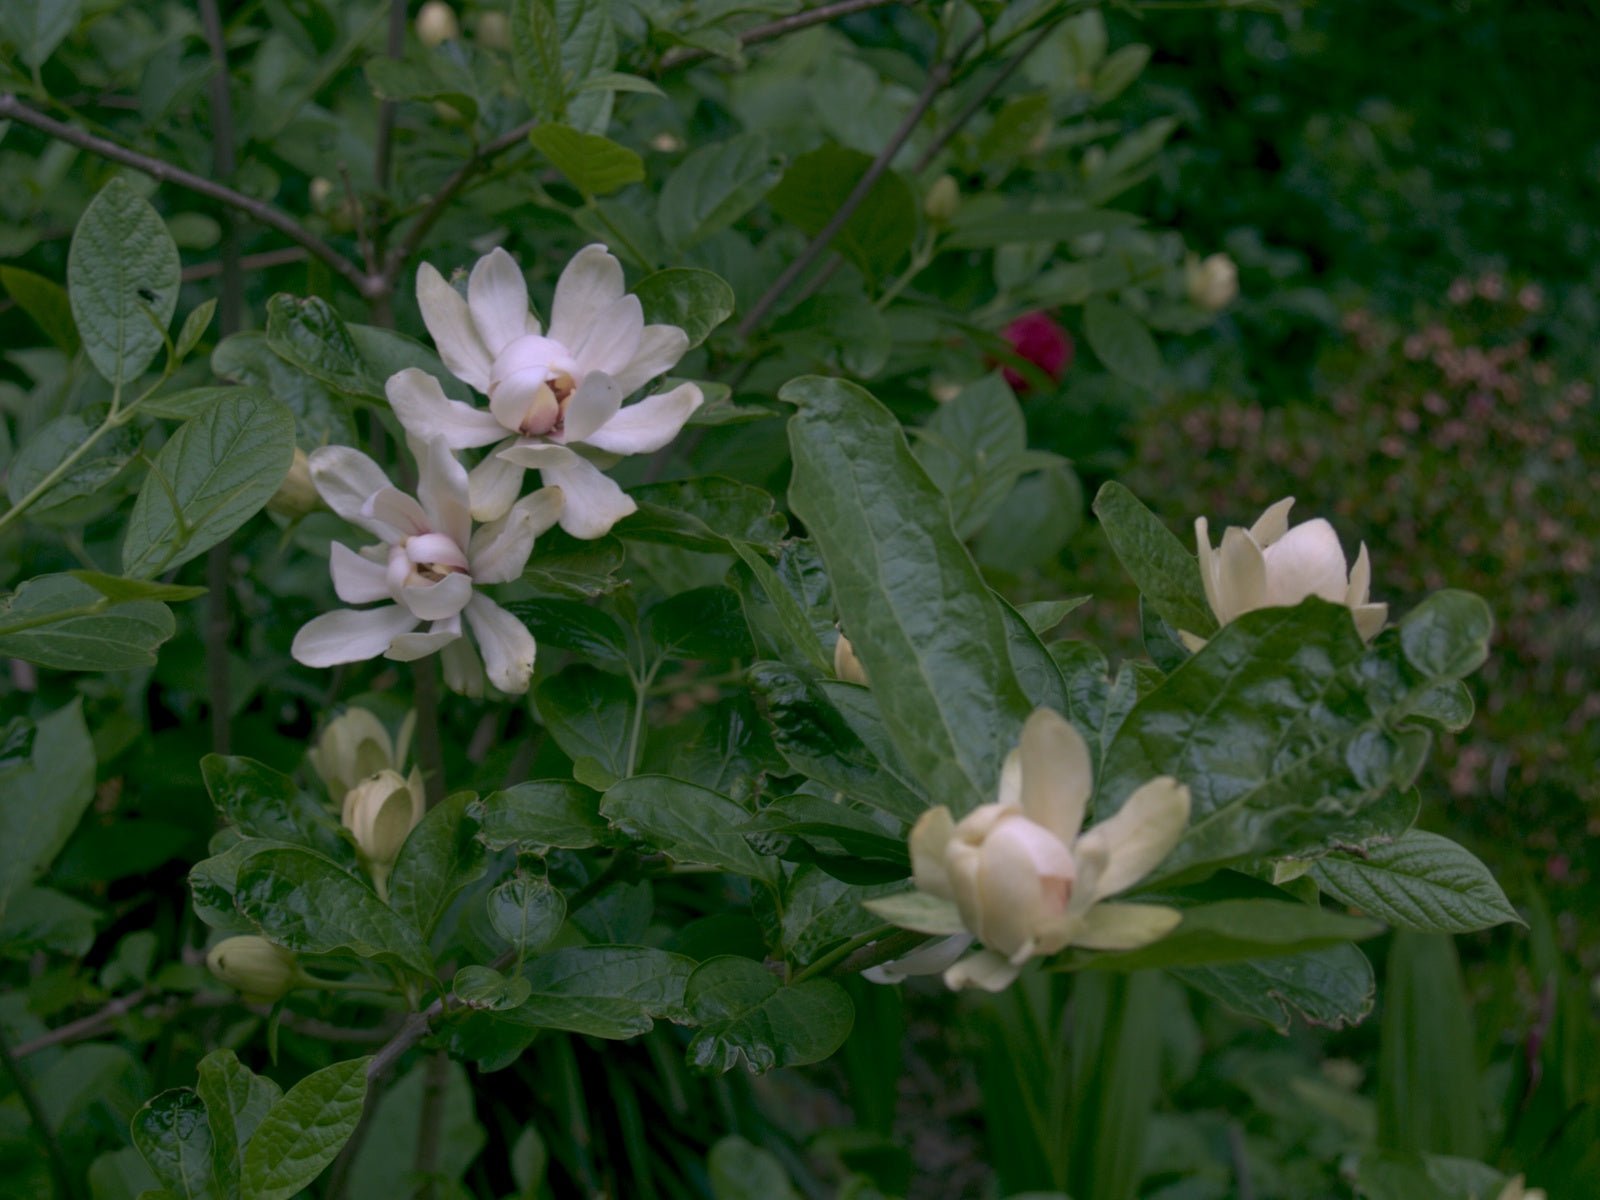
[268,448,319,519]
[207,936,300,1003]
[309,177,335,210]
[924,175,960,224]
[342,768,426,896]
[476,11,511,50]
[310,708,411,803]
[1186,252,1239,312]
[416,1,460,47]
[833,634,869,686]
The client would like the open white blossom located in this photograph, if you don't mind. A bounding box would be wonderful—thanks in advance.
[290,437,562,695]
[1183,496,1387,651]
[866,708,1190,993]
[391,244,702,537]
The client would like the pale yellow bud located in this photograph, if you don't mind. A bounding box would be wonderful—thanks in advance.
[1185,252,1239,312]
[309,177,336,209]
[268,447,319,519]
[416,1,460,47]
[476,11,511,51]
[206,936,300,1003]
[833,634,869,686]
[309,708,410,802]
[342,768,426,895]
[924,175,960,225]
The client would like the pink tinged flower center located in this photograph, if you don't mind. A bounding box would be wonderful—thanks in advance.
[490,335,580,437]
[984,814,1078,916]
[394,533,470,585]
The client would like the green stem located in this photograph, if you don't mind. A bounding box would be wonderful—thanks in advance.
[625,659,661,777]
[0,404,118,536]
[790,924,896,984]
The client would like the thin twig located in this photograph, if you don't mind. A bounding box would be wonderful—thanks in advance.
[658,0,918,69]
[0,1025,84,1200]
[373,0,407,196]
[0,93,374,296]
[183,246,309,281]
[735,26,984,338]
[10,988,151,1058]
[413,1051,450,1200]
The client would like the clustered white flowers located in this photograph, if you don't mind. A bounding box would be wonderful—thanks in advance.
[289,244,702,695]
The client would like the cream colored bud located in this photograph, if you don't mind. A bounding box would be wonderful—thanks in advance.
[924,175,960,224]
[1186,252,1239,312]
[833,634,869,686]
[309,177,335,209]
[268,448,319,519]
[342,768,426,892]
[206,936,300,1003]
[476,11,511,51]
[310,708,410,802]
[416,1,460,47]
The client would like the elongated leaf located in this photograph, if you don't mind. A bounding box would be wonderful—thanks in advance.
[0,574,175,671]
[504,945,693,1038]
[234,847,434,978]
[601,776,777,883]
[201,755,350,862]
[1173,943,1376,1033]
[240,1058,370,1200]
[529,124,643,196]
[0,699,95,917]
[784,375,1031,814]
[730,545,830,674]
[634,268,737,348]
[510,0,564,121]
[684,956,854,1074]
[341,1058,485,1198]
[388,791,487,939]
[68,571,207,604]
[5,411,141,524]
[122,390,297,577]
[657,135,781,249]
[132,1089,217,1200]
[0,264,79,352]
[911,372,1027,537]
[475,780,609,851]
[212,335,356,448]
[1311,830,1520,933]
[1092,482,1215,638]
[195,1050,281,1197]
[504,598,629,662]
[68,178,179,384]
[1084,298,1162,391]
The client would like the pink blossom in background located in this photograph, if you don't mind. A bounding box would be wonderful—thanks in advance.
[1000,310,1074,393]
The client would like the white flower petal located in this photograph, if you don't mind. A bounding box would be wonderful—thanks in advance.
[465,593,536,695]
[1354,602,1388,641]
[548,244,625,349]
[329,542,390,604]
[386,617,463,662]
[386,367,505,449]
[365,487,430,540]
[467,248,531,358]
[469,486,564,583]
[413,436,472,550]
[1262,518,1350,606]
[1017,707,1092,847]
[580,383,703,456]
[489,370,559,437]
[862,934,973,984]
[537,453,636,539]
[1071,902,1183,951]
[1347,542,1372,607]
[611,325,690,395]
[495,441,582,471]
[560,370,623,444]
[292,605,419,667]
[943,948,1023,992]
[1076,776,1191,902]
[909,807,956,900]
[468,442,525,523]
[1249,496,1296,547]
[398,571,473,622]
[573,294,644,379]
[439,634,486,698]
[310,446,396,538]
[416,261,492,392]
[1215,526,1268,622]
[1195,516,1221,621]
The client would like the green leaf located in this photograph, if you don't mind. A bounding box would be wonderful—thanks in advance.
[779,867,892,964]
[1097,594,1493,880]
[340,1059,485,1198]
[646,586,753,661]
[535,664,635,788]
[684,956,854,1075]
[553,0,618,130]
[633,268,737,349]
[0,264,80,352]
[1017,597,1090,637]
[388,791,487,940]
[173,298,217,364]
[121,389,297,577]
[943,205,1142,249]
[1311,830,1521,934]
[68,570,207,604]
[189,837,300,933]
[0,699,95,918]
[234,847,434,978]
[488,875,567,953]
[768,144,915,281]
[973,463,1084,572]
[741,794,908,883]
[0,0,82,68]
[240,1058,370,1200]
[1173,943,1376,1033]
[0,574,175,671]
[529,123,643,196]
[783,375,1031,814]
[264,294,381,399]
[504,945,693,1038]
[708,1136,802,1200]
[1091,481,1216,639]
[619,476,787,552]
[601,776,777,882]
[729,543,831,674]
[475,780,610,851]
[510,0,564,121]
[658,135,781,250]
[195,1050,282,1198]
[212,334,357,448]
[7,411,142,524]
[453,964,533,1010]
[911,372,1028,537]
[0,885,100,959]
[68,178,180,385]
[132,1089,217,1200]
[1092,43,1151,103]
[505,598,630,662]
[1084,298,1162,391]
[200,755,350,863]
[521,528,626,597]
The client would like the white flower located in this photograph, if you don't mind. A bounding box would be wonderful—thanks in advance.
[392,244,703,537]
[1185,496,1387,650]
[290,436,562,695]
[1496,1175,1546,1200]
[1186,251,1239,311]
[867,708,1191,993]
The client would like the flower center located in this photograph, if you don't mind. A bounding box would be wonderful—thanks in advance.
[396,532,469,586]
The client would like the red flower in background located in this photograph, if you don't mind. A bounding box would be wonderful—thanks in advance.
[1000,311,1074,393]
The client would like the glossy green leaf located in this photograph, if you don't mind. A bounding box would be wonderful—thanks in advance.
[388,791,487,939]
[1311,830,1521,933]
[0,699,95,917]
[264,294,381,399]
[240,1057,370,1200]
[784,375,1031,814]
[768,144,915,281]
[121,389,297,577]
[740,794,908,876]
[505,598,629,662]
[779,867,893,964]
[729,543,831,674]
[132,1089,217,1200]
[453,963,533,1011]
[510,0,564,122]
[1092,481,1215,638]
[68,177,179,384]
[504,945,693,1038]
[6,411,141,524]
[535,664,635,787]
[1173,943,1376,1033]
[658,135,781,249]
[0,264,79,352]
[529,123,643,196]
[488,875,567,953]
[212,335,357,448]
[684,955,854,1074]
[973,463,1084,571]
[634,268,737,348]
[619,476,787,552]
[1084,298,1162,391]
[520,528,626,597]
[201,755,350,862]
[601,776,777,882]
[0,574,175,671]
[234,847,434,978]
[68,571,207,604]
[645,585,753,661]
[195,1050,282,1198]
[188,837,300,933]
[475,780,610,851]
[911,372,1027,537]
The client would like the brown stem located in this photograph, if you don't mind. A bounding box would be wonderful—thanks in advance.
[182,246,309,281]
[0,93,374,296]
